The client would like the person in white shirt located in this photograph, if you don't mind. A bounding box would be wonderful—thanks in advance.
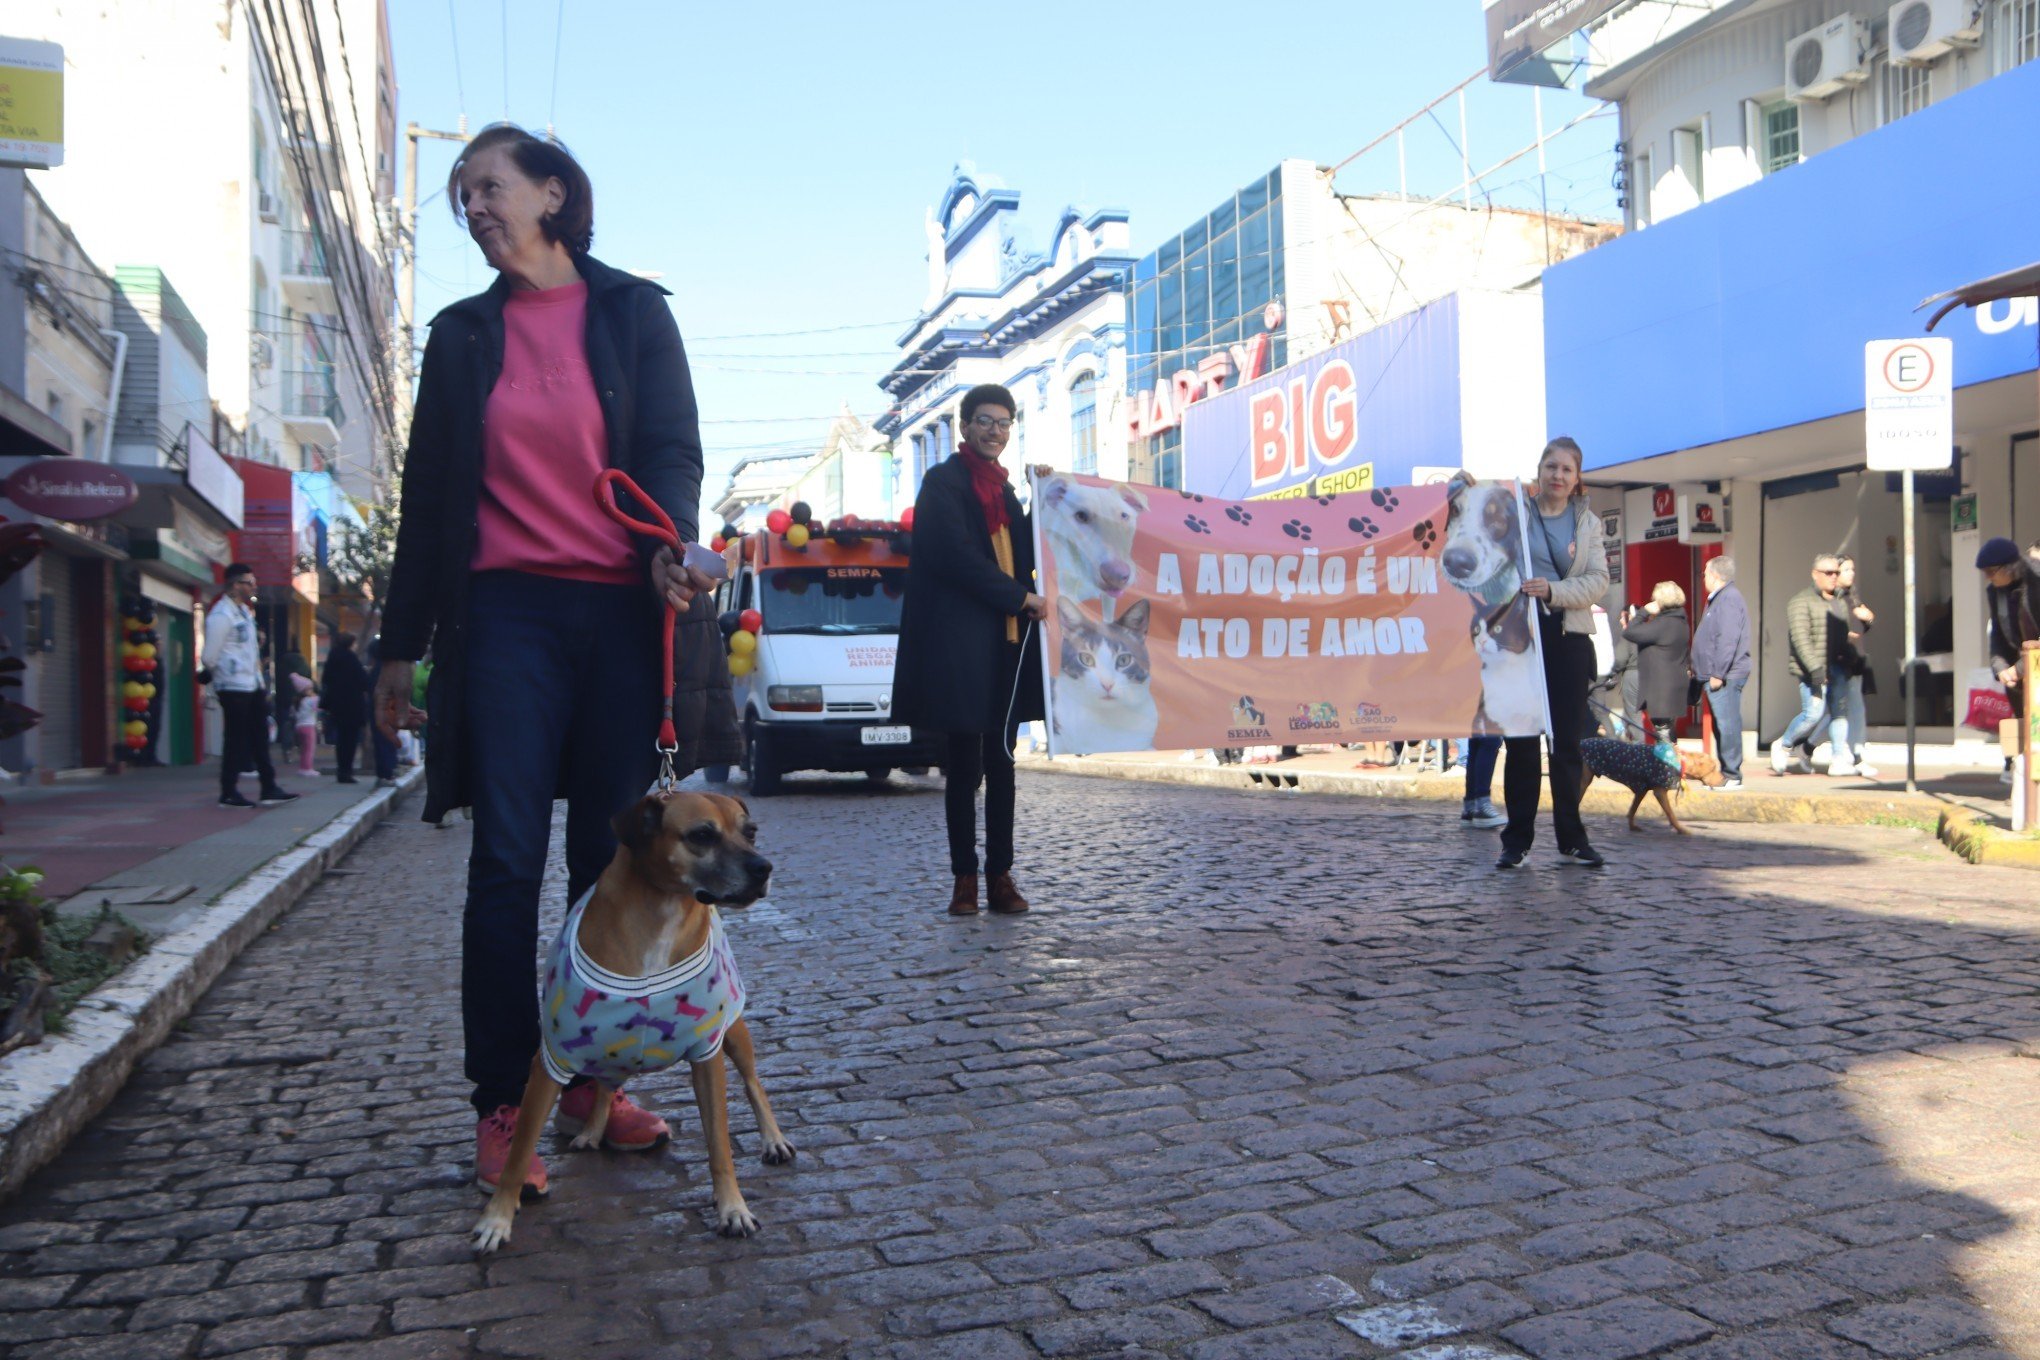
[203,564,297,808]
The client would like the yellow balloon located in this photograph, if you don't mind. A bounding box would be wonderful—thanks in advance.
[142,684,157,698]
[728,629,757,657]
[727,653,754,678]
[785,523,810,549]
[122,616,145,630]
[135,643,157,660]
[119,642,136,658]
[124,719,148,737]
[122,681,144,699]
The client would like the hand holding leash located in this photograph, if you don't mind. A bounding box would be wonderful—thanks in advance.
[592,469,686,777]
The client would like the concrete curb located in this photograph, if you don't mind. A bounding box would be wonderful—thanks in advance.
[1938,806,2040,868]
[0,767,424,1201]
[1025,755,1959,828]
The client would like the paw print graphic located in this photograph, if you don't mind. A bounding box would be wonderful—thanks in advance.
[1370,489,1401,512]
[1184,514,1211,535]
[1348,515,1379,541]
[1225,505,1253,526]
[1281,519,1313,541]
[1313,494,1336,507]
[1412,519,1438,550]
[1181,492,1207,503]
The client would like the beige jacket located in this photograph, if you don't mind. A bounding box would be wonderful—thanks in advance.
[1527,497,1610,635]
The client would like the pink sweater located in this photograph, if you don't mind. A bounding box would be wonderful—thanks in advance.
[472,281,638,584]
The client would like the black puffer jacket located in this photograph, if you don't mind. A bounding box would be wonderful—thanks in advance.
[381,254,708,821]
[675,590,745,773]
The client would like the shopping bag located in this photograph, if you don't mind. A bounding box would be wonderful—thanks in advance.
[1965,666,2014,732]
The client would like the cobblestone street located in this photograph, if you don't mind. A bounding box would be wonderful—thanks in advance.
[6,773,2040,1360]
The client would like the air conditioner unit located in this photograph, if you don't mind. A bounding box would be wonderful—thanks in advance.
[1888,0,1982,63]
[251,335,275,371]
[257,187,280,224]
[1786,14,1871,100]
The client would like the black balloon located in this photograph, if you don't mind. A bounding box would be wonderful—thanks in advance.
[718,609,740,636]
[789,501,812,526]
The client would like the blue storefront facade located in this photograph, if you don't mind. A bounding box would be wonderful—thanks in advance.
[1542,60,2040,747]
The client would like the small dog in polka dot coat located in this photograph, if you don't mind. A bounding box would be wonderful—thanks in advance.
[1580,735,1724,834]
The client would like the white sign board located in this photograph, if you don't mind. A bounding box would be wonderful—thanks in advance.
[1865,338,1953,471]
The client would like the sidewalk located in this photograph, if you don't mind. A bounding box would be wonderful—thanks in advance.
[0,756,424,1198]
[1024,742,2009,829]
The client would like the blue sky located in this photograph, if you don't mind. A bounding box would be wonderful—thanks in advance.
[389,2,1617,531]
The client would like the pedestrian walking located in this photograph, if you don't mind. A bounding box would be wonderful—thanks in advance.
[1772,553,1841,775]
[1826,554,1877,777]
[322,631,369,784]
[374,124,721,1199]
[1459,733,1504,828]
[1622,581,1691,744]
[892,382,1048,917]
[291,673,320,777]
[1979,536,2040,785]
[1492,437,1609,871]
[365,638,400,787]
[1689,555,1751,788]
[203,563,297,809]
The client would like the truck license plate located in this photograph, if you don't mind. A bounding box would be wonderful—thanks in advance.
[861,725,911,746]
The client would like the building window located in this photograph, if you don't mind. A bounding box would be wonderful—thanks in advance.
[1761,101,1801,174]
[2001,0,2040,69]
[1070,374,1098,475]
[1883,58,1932,122]
[1633,148,1653,227]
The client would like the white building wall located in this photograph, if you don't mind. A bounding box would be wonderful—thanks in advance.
[1455,289,1549,482]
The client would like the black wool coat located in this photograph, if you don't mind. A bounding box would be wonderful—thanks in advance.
[892,455,1046,734]
[1622,606,1692,725]
[320,645,369,725]
[380,253,721,822]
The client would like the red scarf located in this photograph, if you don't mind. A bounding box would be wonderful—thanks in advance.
[961,444,1011,534]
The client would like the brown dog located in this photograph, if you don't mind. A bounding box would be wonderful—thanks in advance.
[1580,737,1725,834]
[472,791,793,1254]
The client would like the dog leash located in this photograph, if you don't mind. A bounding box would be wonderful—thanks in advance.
[592,468,681,792]
[1001,617,1038,765]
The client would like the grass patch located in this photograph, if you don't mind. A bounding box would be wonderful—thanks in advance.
[39,904,152,1029]
[1866,814,1938,832]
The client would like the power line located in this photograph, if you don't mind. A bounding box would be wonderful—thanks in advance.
[445,0,468,116]
[686,318,919,342]
[547,0,566,135]
[499,0,510,121]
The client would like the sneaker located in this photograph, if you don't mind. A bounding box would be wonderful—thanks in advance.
[1463,797,1506,830]
[218,792,257,808]
[1770,742,1788,775]
[1784,752,1814,776]
[474,1105,549,1201]
[1558,845,1606,869]
[1828,761,1857,778]
[556,1084,670,1152]
[1716,777,1743,790]
[375,777,396,789]
[1853,761,1879,778]
[257,788,299,806]
[1495,848,1526,870]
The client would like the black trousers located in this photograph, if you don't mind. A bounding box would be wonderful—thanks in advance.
[331,717,363,779]
[1502,615,1596,855]
[945,725,1019,877]
[218,690,278,798]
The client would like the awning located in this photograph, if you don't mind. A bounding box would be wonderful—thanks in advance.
[1919,261,2040,331]
[0,385,71,459]
[116,463,244,539]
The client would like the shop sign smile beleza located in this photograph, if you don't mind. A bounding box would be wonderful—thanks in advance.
[3,459,139,522]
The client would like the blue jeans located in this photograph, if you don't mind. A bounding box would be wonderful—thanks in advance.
[1705,678,1745,779]
[1462,734,1501,801]
[1778,680,1828,755]
[1826,672,1867,760]
[462,571,659,1116]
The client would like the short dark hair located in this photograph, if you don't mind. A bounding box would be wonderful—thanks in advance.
[449,123,595,255]
[332,631,356,650]
[961,384,1017,425]
[224,563,253,584]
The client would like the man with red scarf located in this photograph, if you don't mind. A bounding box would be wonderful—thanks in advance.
[893,384,1048,916]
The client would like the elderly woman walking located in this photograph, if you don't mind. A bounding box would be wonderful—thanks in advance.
[1496,437,1610,870]
[1623,581,1692,745]
[376,124,726,1199]
[893,384,1047,917]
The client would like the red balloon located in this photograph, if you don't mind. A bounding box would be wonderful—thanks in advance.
[124,696,148,711]
[841,514,861,530]
[900,508,915,530]
[765,508,791,534]
[710,535,727,553]
[124,734,148,750]
[739,609,762,634]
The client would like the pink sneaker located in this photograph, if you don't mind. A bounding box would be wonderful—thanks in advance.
[474,1105,549,1200]
[555,1084,671,1151]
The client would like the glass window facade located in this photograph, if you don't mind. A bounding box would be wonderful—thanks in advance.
[1070,374,1097,475]
[1126,167,1289,489]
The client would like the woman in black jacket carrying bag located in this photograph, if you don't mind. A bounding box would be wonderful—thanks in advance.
[1623,581,1693,744]
[893,384,1047,918]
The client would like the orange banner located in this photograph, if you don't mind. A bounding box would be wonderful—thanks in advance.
[1032,473,1550,754]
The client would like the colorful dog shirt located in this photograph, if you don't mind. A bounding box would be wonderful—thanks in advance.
[539,888,746,1086]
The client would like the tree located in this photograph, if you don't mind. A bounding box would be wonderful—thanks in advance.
[330,498,400,637]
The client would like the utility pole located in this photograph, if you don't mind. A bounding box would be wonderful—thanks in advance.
[399,119,470,390]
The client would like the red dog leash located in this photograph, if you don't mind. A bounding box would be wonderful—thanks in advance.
[591,469,680,785]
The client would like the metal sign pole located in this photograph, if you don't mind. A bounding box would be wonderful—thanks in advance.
[1903,467,1918,794]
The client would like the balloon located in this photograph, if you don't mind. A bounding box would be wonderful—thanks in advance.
[710,535,727,553]
[785,523,810,549]
[124,697,148,712]
[124,719,147,738]
[727,653,753,678]
[900,507,915,530]
[123,656,146,673]
[728,629,757,657]
[718,609,740,636]
[739,609,762,633]
[122,681,144,699]
[141,684,156,698]
[841,514,861,530]
[124,734,148,750]
[789,501,812,526]
[765,508,791,534]
[134,644,156,660]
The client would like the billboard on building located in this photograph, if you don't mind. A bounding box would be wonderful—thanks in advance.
[1485,0,1624,86]
[0,37,62,169]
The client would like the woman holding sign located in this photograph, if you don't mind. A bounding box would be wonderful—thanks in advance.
[1497,437,1609,871]
[894,384,1049,917]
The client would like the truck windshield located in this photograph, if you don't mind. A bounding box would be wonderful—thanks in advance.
[760,567,907,635]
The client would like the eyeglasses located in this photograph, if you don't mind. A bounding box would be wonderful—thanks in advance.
[1813,569,1840,577]
[969,415,1014,433]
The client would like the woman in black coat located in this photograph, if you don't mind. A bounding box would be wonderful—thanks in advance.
[893,383,1047,918]
[1623,582,1693,743]
[320,632,369,783]
[374,124,720,1193]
